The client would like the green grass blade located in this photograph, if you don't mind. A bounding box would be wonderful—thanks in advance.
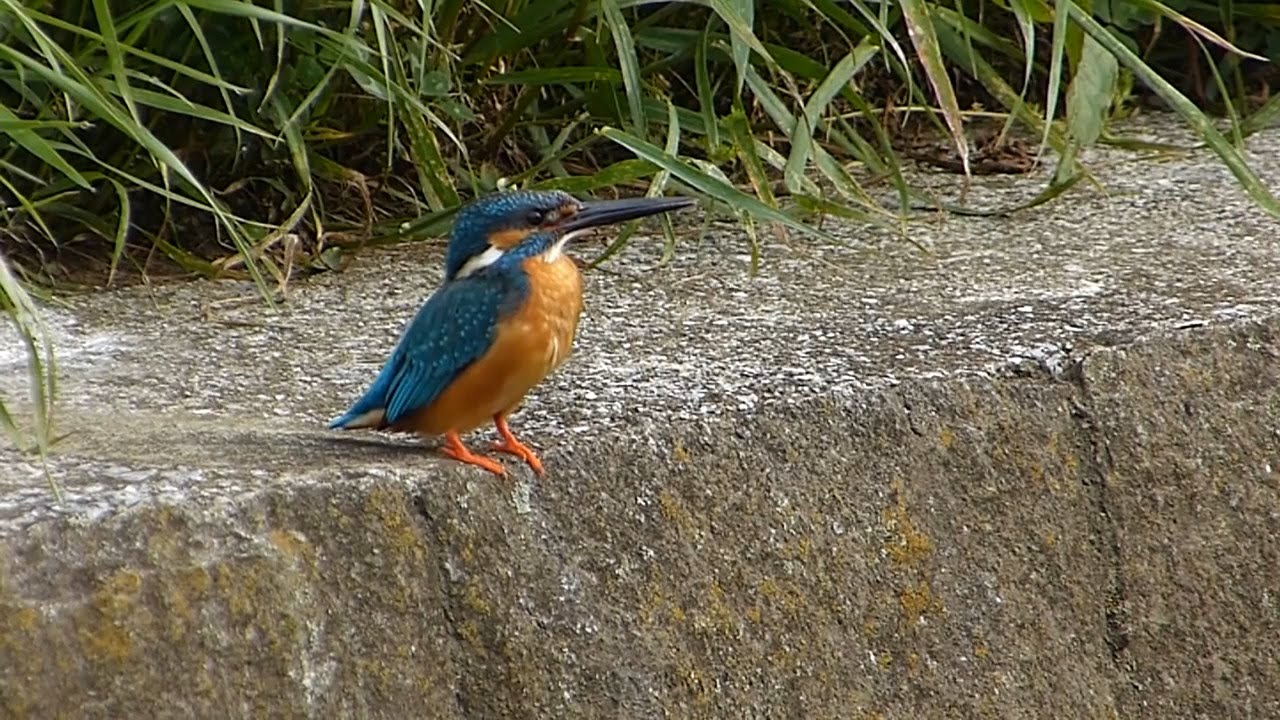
[585,102,682,269]
[482,67,623,85]
[1007,0,1039,99]
[599,126,838,244]
[0,104,92,190]
[1128,0,1268,61]
[91,0,139,123]
[783,49,862,194]
[899,0,969,176]
[695,17,721,152]
[1067,2,1280,217]
[0,174,58,243]
[1241,92,1280,138]
[105,178,131,286]
[706,0,771,86]
[0,27,274,303]
[174,2,243,148]
[601,0,646,134]
[0,251,60,500]
[1041,0,1071,157]
[726,102,777,210]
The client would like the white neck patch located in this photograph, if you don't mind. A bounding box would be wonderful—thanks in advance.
[454,244,506,279]
[542,228,591,263]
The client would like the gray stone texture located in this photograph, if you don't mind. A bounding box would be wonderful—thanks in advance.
[1,116,1278,718]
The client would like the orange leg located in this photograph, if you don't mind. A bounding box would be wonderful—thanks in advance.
[490,414,545,476]
[440,431,507,477]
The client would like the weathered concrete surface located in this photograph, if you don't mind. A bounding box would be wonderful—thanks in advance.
[1,115,1279,718]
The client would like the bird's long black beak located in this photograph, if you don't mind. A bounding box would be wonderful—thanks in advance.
[561,195,695,232]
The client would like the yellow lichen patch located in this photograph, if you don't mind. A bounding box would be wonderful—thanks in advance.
[164,587,195,631]
[79,621,132,664]
[11,606,38,632]
[364,488,425,562]
[974,642,990,659]
[79,569,144,664]
[268,528,309,560]
[181,567,211,596]
[882,492,933,567]
[745,606,762,624]
[905,651,920,672]
[899,581,944,626]
[756,578,808,615]
[457,620,482,649]
[93,569,142,613]
[463,583,492,615]
[939,427,956,449]
[1063,451,1080,473]
[672,438,691,463]
[214,564,261,621]
[779,536,812,561]
[696,580,737,637]
[674,659,714,708]
[657,489,695,535]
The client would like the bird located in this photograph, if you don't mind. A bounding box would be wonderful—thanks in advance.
[329,188,696,477]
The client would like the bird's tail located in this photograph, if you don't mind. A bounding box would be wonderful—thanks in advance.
[328,406,387,430]
[329,356,397,430]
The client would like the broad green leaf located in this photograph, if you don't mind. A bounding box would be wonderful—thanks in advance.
[1067,2,1280,218]
[1066,34,1118,148]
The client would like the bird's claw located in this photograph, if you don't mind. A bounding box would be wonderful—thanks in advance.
[441,431,508,477]
[489,440,545,476]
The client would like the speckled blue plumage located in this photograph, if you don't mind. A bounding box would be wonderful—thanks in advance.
[329,276,510,427]
[329,190,571,429]
[445,189,573,280]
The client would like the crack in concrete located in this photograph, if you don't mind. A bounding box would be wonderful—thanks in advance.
[1061,355,1136,684]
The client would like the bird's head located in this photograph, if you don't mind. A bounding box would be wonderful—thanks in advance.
[445,189,695,281]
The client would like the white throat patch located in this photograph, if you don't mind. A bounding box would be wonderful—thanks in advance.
[542,228,591,263]
[455,244,506,279]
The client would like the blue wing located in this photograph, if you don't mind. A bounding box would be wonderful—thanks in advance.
[329,279,506,429]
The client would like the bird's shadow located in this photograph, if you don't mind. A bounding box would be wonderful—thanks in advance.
[211,427,445,466]
[318,431,442,457]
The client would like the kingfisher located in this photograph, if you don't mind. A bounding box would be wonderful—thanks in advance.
[329,189,695,477]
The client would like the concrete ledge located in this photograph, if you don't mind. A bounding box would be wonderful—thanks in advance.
[2,118,1279,717]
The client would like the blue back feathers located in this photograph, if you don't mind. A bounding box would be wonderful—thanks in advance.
[330,190,573,430]
[329,277,511,428]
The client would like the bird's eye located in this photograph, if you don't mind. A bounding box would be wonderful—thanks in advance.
[526,209,548,226]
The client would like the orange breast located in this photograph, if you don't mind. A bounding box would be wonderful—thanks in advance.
[401,255,584,436]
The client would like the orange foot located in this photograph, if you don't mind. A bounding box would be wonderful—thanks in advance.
[489,414,545,477]
[440,430,507,477]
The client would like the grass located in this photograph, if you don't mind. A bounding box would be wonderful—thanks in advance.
[1,0,1278,488]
